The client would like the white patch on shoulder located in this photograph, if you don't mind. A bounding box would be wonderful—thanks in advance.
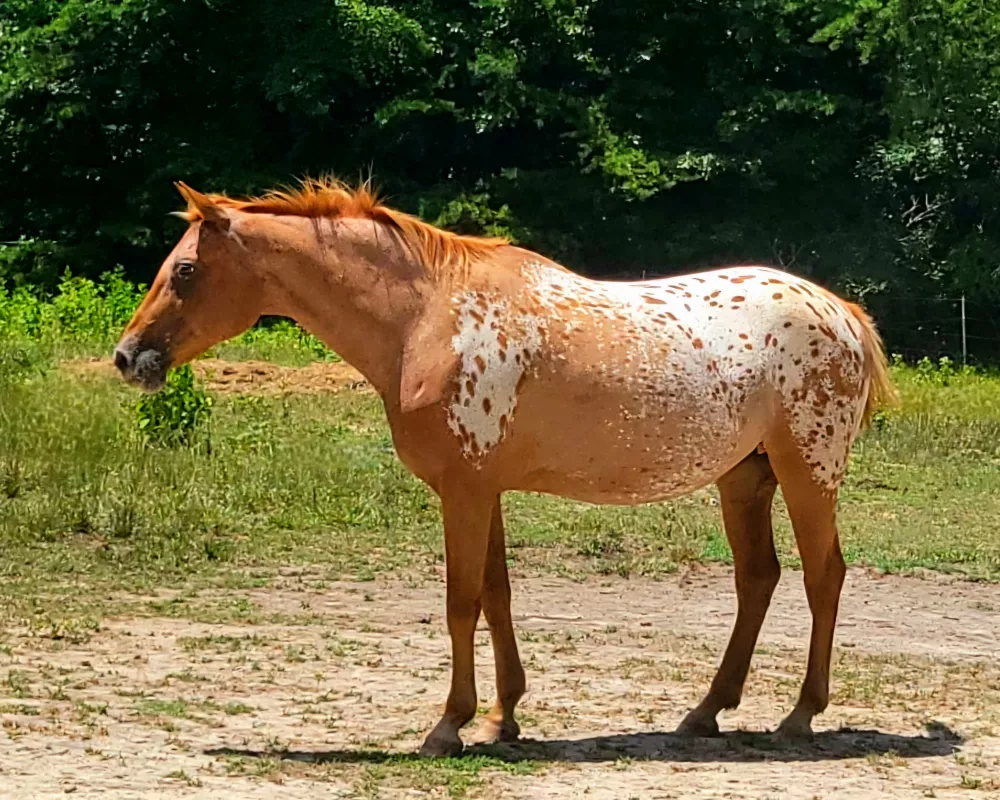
[447,293,541,462]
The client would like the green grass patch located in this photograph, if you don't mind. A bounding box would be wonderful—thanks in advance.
[134,698,194,719]
[0,362,999,609]
[1,295,1000,624]
[220,748,541,799]
[352,752,541,798]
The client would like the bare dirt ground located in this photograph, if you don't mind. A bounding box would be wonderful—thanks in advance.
[27,359,1000,796]
[65,358,370,395]
[1,566,998,799]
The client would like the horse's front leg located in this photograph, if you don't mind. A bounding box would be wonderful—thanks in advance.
[419,485,493,757]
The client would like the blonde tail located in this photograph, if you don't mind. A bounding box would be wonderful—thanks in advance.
[844,301,898,429]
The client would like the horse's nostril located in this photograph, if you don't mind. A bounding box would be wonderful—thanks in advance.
[114,349,131,373]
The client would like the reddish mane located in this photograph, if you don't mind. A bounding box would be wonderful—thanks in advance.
[179,177,508,274]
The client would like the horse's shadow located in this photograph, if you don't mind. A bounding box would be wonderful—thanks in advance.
[206,722,962,766]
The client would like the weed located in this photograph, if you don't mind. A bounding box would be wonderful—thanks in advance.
[165,769,202,787]
[578,529,625,558]
[134,698,192,718]
[5,670,32,698]
[134,365,212,446]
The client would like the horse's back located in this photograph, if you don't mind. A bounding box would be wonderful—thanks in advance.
[438,261,875,499]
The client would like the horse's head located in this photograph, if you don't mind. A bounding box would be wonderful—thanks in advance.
[114,183,267,391]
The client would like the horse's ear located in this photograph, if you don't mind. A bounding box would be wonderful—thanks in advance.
[399,317,460,414]
[174,181,230,231]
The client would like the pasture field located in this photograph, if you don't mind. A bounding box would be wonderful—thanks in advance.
[0,277,998,797]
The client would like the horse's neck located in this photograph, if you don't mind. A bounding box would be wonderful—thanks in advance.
[294,294,404,395]
[263,227,427,397]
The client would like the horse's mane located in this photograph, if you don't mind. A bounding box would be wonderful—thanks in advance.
[180,176,509,275]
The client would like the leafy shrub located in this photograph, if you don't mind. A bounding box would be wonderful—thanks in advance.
[0,270,333,365]
[912,355,976,387]
[0,268,142,351]
[0,339,46,385]
[134,365,212,446]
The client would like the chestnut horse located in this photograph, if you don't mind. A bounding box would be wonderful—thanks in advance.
[115,179,895,756]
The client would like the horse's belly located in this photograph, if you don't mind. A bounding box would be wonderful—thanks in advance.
[514,403,760,504]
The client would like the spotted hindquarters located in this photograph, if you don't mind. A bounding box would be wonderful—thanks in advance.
[770,298,894,493]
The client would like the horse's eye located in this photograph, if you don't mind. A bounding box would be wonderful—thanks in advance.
[176,260,196,278]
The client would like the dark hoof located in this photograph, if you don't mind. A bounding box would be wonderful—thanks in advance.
[774,716,815,745]
[419,730,464,758]
[676,712,721,738]
[475,716,521,744]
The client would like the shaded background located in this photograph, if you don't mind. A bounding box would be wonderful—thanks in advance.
[1,0,998,359]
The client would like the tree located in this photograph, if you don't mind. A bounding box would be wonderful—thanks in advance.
[2,0,999,358]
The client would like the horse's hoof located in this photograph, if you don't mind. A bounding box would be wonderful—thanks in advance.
[774,716,814,745]
[675,712,721,738]
[419,730,464,758]
[475,716,521,744]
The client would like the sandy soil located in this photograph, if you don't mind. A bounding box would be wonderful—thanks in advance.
[64,358,370,395]
[1,566,997,799]
[31,359,1000,795]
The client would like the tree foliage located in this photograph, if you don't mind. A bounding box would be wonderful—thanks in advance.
[1,0,998,356]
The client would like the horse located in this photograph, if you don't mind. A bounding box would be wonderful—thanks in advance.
[114,178,896,757]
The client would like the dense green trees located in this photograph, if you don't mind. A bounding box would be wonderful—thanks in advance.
[1,1,998,357]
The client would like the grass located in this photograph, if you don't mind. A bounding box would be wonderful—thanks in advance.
[134,697,195,719]
[219,748,542,798]
[1,276,1000,625]
[349,752,541,798]
[0,357,998,629]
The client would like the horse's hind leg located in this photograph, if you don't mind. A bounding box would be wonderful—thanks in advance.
[476,497,526,743]
[677,451,779,737]
[764,432,847,740]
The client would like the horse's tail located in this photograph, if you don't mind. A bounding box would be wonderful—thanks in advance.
[844,301,898,430]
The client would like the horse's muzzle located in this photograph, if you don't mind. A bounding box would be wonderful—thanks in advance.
[113,336,168,392]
